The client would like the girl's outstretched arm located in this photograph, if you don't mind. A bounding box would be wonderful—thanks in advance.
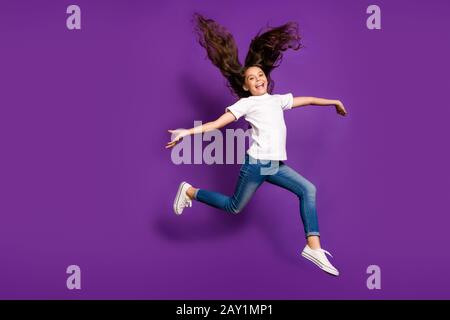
[165,111,236,149]
[292,96,348,116]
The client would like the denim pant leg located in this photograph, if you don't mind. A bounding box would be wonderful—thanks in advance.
[195,156,266,214]
[265,162,320,238]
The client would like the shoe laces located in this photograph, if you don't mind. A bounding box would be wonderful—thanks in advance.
[180,197,192,209]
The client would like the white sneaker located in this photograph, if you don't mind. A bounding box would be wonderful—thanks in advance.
[301,245,340,276]
[173,181,193,215]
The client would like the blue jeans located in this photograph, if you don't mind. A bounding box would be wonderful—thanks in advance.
[194,154,320,238]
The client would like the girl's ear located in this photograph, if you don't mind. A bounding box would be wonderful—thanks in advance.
[242,85,249,91]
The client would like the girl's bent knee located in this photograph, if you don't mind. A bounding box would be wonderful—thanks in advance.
[304,184,317,198]
[307,183,317,194]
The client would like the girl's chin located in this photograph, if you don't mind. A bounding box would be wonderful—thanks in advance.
[253,88,267,95]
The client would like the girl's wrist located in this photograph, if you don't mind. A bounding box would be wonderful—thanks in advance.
[327,100,338,107]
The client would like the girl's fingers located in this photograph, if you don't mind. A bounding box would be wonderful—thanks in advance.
[165,139,179,148]
[166,138,178,144]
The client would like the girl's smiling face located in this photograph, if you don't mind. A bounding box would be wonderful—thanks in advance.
[243,66,268,96]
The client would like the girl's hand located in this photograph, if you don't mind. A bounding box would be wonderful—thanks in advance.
[334,100,348,116]
[166,129,190,149]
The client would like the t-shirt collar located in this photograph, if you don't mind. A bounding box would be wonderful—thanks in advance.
[249,93,270,99]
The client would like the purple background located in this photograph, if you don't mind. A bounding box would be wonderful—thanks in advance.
[1,0,449,299]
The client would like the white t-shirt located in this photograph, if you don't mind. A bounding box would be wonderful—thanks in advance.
[225,92,294,160]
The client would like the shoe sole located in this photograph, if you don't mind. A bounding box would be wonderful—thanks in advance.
[173,182,187,215]
[301,251,339,276]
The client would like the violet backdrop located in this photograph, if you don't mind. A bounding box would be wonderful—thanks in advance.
[0,0,449,299]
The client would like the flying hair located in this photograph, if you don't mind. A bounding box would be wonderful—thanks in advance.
[193,13,303,98]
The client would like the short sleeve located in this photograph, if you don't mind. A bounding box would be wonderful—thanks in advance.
[225,99,250,122]
[280,93,294,111]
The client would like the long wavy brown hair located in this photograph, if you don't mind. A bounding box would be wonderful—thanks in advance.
[193,13,303,98]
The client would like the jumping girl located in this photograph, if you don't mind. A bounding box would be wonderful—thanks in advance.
[166,14,347,276]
